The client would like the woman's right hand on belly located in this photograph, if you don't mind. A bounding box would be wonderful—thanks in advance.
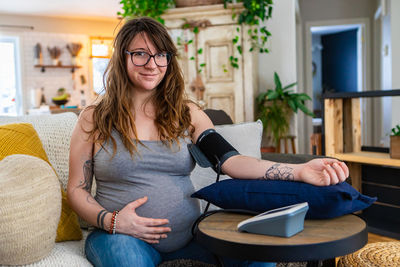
[116,196,171,244]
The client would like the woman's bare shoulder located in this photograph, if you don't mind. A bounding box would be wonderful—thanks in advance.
[76,106,96,132]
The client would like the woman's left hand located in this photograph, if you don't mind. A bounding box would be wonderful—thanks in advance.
[297,158,349,186]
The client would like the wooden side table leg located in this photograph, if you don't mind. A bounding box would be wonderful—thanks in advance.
[291,136,296,154]
[284,138,289,153]
[277,138,281,153]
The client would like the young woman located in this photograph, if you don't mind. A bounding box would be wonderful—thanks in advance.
[67,17,349,267]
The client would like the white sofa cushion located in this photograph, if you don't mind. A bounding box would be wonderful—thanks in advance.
[0,155,61,265]
[190,120,263,211]
[0,231,91,267]
[0,112,77,190]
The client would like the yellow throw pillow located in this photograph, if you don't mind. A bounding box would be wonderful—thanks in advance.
[0,122,49,162]
[0,122,82,242]
[56,189,83,242]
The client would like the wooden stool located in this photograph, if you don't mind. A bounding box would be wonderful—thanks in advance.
[277,135,296,154]
[310,133,322,155]
[337,241,400,267]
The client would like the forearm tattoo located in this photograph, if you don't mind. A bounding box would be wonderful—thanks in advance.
[96,209,109,230]
[260,163,294,181]
[78,159,93,193]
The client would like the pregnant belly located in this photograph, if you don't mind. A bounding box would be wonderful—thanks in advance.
[135,187,201,253]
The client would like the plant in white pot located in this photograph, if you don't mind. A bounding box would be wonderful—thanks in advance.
[47,46,62,66]
[66,43,82,66]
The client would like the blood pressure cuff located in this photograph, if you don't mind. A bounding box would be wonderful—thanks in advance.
[188,129,239,173]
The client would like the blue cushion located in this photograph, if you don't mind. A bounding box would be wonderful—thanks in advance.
[191,179,377,219]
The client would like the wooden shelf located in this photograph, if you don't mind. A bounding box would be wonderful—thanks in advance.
[333,151,400,168]
[34,64,82,73]
[50,106,81,115]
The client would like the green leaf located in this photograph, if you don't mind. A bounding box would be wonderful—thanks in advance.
[297,93,312,101]
[297,102,315,117]
[187,40,193,44]
[288,99,297,112]
[232,36,239,44]
[282,82,297,91]
[193,27,199,34]
[267,90,279,100]
[274,72,282,90]
[190,56,195,60]
[199,63,206,67]
[237,45,242,55]
[197,48,203,54]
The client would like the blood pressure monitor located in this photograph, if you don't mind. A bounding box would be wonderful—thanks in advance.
[237,202,309,237]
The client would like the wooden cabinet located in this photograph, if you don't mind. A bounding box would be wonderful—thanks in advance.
[163,4,257,123]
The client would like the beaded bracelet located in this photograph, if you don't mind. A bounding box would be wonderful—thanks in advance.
[109,210,119,234]
[113,211,119,235]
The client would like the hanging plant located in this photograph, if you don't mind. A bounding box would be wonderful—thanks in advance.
[117,0,175,24]
[224,0,273,68]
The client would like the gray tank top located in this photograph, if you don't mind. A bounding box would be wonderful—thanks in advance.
[93,130,200,253]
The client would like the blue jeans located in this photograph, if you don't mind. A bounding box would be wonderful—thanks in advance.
[85,229,276,267]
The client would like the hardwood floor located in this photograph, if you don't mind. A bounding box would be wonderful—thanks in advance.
[368,232,399,243]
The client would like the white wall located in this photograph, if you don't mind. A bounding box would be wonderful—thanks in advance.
[391,0,400,128]
[258,0,297,148]
[380,4,392,145]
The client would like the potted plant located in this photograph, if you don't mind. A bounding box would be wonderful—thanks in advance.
[47,46,62,66]
[256,72,314,150]
[66,43,82,66]
[390,125,400,159]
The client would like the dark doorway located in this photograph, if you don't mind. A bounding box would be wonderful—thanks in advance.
[322,29,358,93]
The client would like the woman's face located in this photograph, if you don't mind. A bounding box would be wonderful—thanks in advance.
[126,33,168,93]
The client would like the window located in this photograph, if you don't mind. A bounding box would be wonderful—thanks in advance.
[90,37,113,95]
[0,36,22,116]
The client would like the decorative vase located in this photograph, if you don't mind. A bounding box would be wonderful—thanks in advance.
[71,56,78,66]
[52,59,60,66]
[175,0,223,8]
[390,135,400,159]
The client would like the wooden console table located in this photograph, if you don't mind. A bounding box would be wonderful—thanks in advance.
[323,90,400,192]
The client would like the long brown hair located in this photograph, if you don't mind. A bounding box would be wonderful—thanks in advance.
[89,17,192,156]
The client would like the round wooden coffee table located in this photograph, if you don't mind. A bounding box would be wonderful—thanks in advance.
[195,212,367,264]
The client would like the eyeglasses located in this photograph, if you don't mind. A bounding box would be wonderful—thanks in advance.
[125,50,171,67]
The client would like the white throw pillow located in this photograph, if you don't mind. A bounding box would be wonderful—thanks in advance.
[0,154,61,265]
[190,120,263,211]
[0,112,77,190]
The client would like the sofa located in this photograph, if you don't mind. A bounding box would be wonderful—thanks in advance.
[0,111,280,266]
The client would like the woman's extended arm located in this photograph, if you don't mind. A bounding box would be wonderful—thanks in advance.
[67,109,170,243]
[189,105,349,186]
